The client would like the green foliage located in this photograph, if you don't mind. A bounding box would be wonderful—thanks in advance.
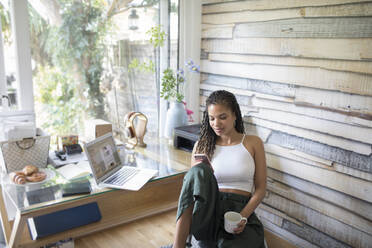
[142,60,155,73]
[40,0,111,118]
[129,0,161,11]
[128,58,140,70]
[170,2,178,13]
[128,24,162,74]
[128,58,155,73]
[160,68,185,102]
[34,65,85,135]
[137,0,160,6]
[27,0,112,134]
[0,4,11,44]
[146,24,166,48]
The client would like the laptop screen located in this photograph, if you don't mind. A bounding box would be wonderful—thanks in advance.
[85,133,122,180]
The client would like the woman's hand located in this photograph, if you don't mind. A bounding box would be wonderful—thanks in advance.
[192,159,214,172]
[192,153,214,172]
[192,159,204,166]
[233,218,247,234]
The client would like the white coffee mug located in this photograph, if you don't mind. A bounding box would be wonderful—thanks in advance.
[224,211,247,234]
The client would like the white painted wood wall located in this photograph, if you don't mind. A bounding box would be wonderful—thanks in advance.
[200,1,372,247]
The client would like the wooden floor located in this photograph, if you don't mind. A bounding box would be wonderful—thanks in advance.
[75,210,298,248]
[75,210,177,248]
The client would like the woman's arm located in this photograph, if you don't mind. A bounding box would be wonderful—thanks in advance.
[190,141,199,166]
[240,136,267,218]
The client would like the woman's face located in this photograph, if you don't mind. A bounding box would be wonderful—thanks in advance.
[207,103,236,136]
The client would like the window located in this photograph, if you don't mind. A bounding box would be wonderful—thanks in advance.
[0,0,203,143]
[17,0,179,140]
[1,0,36,141]
[0,0,19,110]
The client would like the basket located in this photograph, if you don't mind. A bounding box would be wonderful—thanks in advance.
[0,128,50,173]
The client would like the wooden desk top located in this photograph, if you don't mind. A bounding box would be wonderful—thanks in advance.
[1,137,191,215]
[135,138,191,171]
[0,137,191,248]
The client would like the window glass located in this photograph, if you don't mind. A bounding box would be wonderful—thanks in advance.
[0,1,18,110]
[106,2,160,139]
[28,0,178,142]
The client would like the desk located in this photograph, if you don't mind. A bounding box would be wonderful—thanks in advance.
[0,138,191,248]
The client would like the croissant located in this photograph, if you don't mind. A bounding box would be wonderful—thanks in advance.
[22,165,39,176]
[9,172,26,185]
[26,171,46,182]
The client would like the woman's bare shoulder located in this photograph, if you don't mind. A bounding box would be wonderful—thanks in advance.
[243,135,263,145]
[243,135,264,151]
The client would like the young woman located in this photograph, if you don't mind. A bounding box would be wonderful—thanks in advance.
[173,90,267,248]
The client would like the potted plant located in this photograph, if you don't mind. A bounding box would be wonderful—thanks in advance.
[160,68,185,102]
[161,60,199,138]
[128,24,199,138]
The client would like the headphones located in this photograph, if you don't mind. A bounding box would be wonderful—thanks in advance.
[124,112,148,148]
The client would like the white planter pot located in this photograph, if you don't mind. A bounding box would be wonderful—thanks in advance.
[165,101,188,139]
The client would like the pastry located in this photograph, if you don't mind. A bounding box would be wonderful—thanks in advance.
[9,172,26,185]
[26,171,46,182]
[22,165,39,176]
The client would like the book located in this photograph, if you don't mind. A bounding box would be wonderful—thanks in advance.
[56,161,92,180]
[26,188,101,240]
[25,186,59,205]
[62,180,92,197]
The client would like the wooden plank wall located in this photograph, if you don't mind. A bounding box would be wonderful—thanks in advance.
[200,1,372,247]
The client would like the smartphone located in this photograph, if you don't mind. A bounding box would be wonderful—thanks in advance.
[193,154,211,164]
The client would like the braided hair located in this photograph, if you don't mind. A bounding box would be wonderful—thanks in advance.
[196,90,245,159]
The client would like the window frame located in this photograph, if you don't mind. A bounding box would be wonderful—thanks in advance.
[1,0,201,134]
[178,0,201,124]
[0,15,7,107]
[158,0,170,137]
[0,0,34,114]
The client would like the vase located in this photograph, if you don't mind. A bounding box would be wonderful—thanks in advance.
[165,101,188,139]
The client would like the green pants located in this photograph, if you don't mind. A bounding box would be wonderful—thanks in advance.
[177,163,265,248]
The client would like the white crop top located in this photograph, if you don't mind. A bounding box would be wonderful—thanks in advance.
[211,135,255,193]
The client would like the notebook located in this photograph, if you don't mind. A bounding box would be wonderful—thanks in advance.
[84,132,158,191]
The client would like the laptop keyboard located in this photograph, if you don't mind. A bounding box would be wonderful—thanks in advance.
[105,167,140,186]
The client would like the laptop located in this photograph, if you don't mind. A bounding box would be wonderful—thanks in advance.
[84,133,158,191]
